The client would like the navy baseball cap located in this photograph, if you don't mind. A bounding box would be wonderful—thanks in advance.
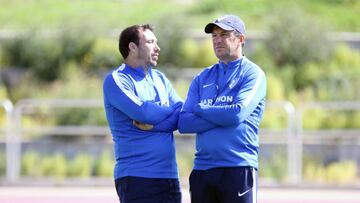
[204,15,246,35]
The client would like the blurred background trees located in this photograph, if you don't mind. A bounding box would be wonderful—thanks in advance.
[1,0,359,102]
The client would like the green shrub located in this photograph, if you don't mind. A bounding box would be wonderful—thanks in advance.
[259,153,287,181]
[265,6,331,68]
[1,34,34,67]
[40,154,67,179]
[55,108,106,126]
[0,85,8,100]
[250,43,276,72]
[162,37,217,68]
[55,64,103,98]
[303,159,327,182]
[14,65,107,127]
[94,150,114,177]
[266,73,285,101]
[0,108,7,129]
[87,38,119,70]
[321,111,349,129]
[21,151,41,177]
[263,5,333,91]
[277,65,297,95]
[155,14,186,67]
[325,161,357,184]
[172,79,191,100]
[303,159,357,184]
[0,153,5,176]
[193,40,218,68]
[1,29,95,82]
[261,108,288,129]
[68,154,93,178]
[328,45,360,100]
[52,154,68,179]
[178,39,199,67]
[295,62,324,91]
[333,45,360,70]
[302,109,326,130]
[347,112,360,128]
[188,0,220,14]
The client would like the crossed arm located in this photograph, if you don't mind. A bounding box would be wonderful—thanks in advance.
[133,101,183,132]
[178,68,266,132]
[178,78,219,133]
[104,72,184,133]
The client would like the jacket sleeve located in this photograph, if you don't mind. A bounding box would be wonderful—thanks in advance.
[194,68,266,126]
[151,103,182,132]
[103,72,174,124]
[149,72,183,132]
[178,76,218,133]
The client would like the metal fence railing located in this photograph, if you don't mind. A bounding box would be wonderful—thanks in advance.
[296,101,360,183]
[1,99,359,185]
[0,100,14,182]
[8,99,109,182]
[262,101,300,183]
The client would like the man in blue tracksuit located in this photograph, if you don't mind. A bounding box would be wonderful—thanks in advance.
[103,24,183,203]
[178,15,267,203]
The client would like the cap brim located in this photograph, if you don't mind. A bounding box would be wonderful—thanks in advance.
[204,22,235,33]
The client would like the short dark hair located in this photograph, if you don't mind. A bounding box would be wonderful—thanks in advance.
[118,24,154,59]
[233,30,245,47]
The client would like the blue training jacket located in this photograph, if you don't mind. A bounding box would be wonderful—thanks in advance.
[178,57,266,170]
[103,64,183,180]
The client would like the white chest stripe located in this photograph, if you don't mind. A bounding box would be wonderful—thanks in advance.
[112,67,143,106]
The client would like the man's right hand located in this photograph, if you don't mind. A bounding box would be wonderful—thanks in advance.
[133,120,154,130]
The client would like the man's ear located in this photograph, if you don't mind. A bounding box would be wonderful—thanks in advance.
[129,42,137,52]
[239,35,245,47]
[239,35,245,43]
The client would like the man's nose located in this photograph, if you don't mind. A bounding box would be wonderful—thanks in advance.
[213,36,222,44]
[155,44,160,52]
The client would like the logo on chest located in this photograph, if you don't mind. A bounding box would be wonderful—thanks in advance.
[229,77,240,89]
[201,96,233,105]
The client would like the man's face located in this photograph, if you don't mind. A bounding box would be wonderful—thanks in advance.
[136,29,160,68]
[211,26,242,62]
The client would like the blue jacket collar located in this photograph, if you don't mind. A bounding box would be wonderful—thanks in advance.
[124,64,152,77]
[219,57,244,70]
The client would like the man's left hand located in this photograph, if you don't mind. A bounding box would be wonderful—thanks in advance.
[133,120,154,130]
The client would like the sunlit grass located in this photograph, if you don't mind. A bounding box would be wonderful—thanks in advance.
[0,0,190,30]
[0,0,359,31]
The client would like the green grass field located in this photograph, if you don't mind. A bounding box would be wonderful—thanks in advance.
[0,0,359,31]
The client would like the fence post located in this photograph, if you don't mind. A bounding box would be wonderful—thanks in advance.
[266,101,299,184]
[2,100,15,182]
[294,106,303,184]
[283,101,300,184]
[7,101,24,182]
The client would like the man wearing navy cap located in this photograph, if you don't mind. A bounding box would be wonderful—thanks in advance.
[179,15,267,203]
